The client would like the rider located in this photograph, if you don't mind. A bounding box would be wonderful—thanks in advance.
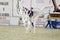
[28,7,34,26]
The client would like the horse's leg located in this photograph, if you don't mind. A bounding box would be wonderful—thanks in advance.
[33,21,36,33]
[25,20,32,33]
[22,19,27,33]
[25,22,29,33]
[33,22,36,33]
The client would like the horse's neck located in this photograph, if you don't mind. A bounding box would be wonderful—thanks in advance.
[22,13,27,19]
[20,9,30,21]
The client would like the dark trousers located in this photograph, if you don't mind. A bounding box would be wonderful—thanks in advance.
[45,21,51,28]
[31,22,34,26]
[29,18,34,27]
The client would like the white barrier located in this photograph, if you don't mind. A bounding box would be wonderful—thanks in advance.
[10,16,19,25]
[0,16,19,25]
[0,16,10,25]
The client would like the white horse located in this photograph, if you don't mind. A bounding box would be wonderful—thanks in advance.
[20,7,32,33]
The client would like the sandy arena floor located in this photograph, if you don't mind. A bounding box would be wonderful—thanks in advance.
[0,25,60,40]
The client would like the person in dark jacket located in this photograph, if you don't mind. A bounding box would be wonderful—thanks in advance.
[28,7,33,18]
[28,7,34,26]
